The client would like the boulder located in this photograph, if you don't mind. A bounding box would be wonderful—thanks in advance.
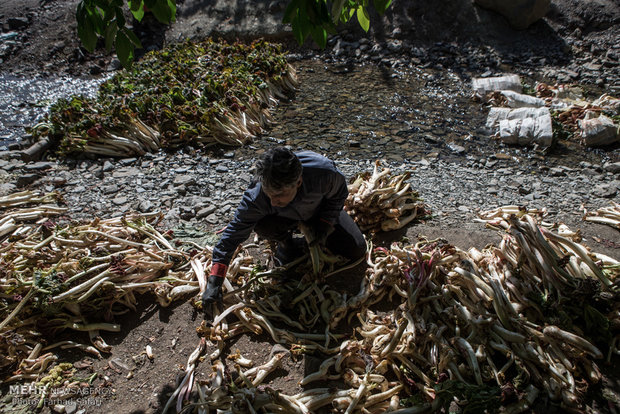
[474,0,551,30]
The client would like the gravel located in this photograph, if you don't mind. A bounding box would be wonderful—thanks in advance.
[1,147,616,235]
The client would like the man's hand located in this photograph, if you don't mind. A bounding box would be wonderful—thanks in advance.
[202,262,227,310]
[202,275,224,305]
[308,218,334,247]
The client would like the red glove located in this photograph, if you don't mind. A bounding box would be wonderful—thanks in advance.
[202,263,227,304]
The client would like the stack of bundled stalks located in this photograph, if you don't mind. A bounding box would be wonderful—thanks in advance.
[0,191,66,238]
[3,188,618,412]
[583,202,620,230]
[171,208,618,413]
[30,39,298,157]
[345,161,430,233]
[0,191,199,383]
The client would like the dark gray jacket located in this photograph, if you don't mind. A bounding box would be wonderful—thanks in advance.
[212,151,348,265]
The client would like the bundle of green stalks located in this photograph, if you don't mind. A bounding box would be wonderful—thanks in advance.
[29,39,298,157]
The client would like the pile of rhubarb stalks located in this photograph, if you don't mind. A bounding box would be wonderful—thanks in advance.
[1,168,618,413]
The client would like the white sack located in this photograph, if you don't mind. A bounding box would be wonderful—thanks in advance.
[579,114,620,147]
[486,107,550,130]
[499,110,553,147]
[472,74,521,96]
[500,90,546,108]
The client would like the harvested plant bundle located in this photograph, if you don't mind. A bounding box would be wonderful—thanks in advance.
[30,39,298,157]
[583,201,620,230]
[0,191,199,382]
[345,161,430,233]
[184,211,618,413]
[0,190,66,239]
[4,189,618,412]
[475,204,549,230]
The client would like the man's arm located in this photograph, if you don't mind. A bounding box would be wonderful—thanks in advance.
[212,185,268,266]
[203,184,268,306]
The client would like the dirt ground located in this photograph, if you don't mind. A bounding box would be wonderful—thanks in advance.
[1,0,620,413]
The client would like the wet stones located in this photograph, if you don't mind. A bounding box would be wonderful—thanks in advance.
[603,161,620,174]
[7,17,27,30]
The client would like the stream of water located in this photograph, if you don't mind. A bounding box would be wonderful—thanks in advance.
[0,74,108,150]
[242,59,619,167]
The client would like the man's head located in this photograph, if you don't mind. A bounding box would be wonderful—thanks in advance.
[256,147,302,208]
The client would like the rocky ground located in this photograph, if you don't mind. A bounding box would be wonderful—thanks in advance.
[1,0,619,88]
[1,143,619,237]
[0,0,619,413]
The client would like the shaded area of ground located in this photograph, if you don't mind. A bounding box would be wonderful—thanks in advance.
[0,0,618,78]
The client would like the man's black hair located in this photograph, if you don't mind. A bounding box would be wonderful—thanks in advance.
[256,147,302,190]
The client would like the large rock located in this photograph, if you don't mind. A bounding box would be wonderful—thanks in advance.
[474,0,551,29]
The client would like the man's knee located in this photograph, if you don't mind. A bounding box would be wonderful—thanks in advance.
[327,229,366,261]
[349,236,367,261]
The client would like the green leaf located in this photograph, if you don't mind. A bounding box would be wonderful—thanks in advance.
[290,14,305,45]
[76,2,87,27]
[318,1,330,23]
[149,0,175,24]
[88,7,105,34]
[373,0,392,14]
[356,5,370,32]
[115,30,134,69]
[310,26,327,48]
[104,21,118,52]
[298,10,312,41]
[115,6,126,27]
[304,1,318,23]
[122,27,143,48]
[101,2,116,23]
[167,0,177,22]
[342,6,355,23]
[130,5,145,21]
[92,1,114,25]
[77,13,98,52]
[128,0,143,11]
[331,0,346,24]
[283,0,299,24]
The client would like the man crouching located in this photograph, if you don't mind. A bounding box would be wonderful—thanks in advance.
[202,147,366,305]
